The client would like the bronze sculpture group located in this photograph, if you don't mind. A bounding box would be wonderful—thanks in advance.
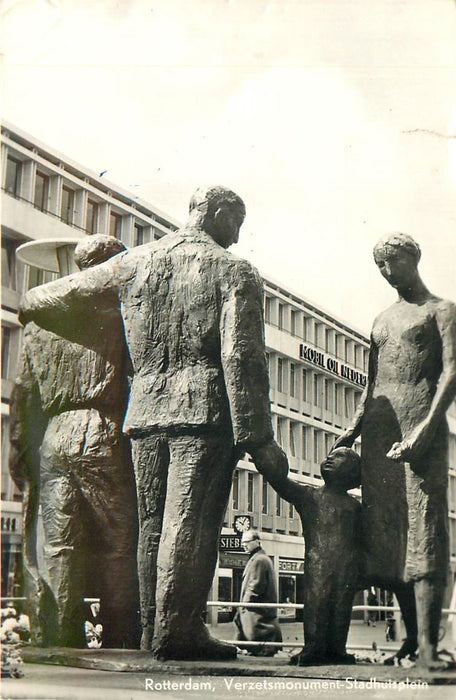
[11,187,456,671]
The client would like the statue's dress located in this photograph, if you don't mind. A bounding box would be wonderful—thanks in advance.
[361,298,449,586]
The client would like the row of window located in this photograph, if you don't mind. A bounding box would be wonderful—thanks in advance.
[231,470,296,520]
[275,418,356,471]
[269,354,362,417]
[4,153,174,243]
[265,294,368,370]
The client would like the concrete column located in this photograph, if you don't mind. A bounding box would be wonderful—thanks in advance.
[98,203,110,235]
[48,174,62,216]
[121,214,134,247]
[74,189,88,230]
[304,316,315,344]
[22,161,35,202]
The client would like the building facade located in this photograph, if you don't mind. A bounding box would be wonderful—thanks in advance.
[2,122,456,616]
[1,121,179,596]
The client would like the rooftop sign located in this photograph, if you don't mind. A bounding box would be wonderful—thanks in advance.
[299,344,367,388]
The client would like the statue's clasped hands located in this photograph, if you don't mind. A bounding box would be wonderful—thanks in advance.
[386,421,432,462]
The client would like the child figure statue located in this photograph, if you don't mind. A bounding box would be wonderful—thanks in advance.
[266,447,362,665]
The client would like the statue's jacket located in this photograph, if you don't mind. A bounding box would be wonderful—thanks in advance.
[10,320,130,488]
[20,228,274,448]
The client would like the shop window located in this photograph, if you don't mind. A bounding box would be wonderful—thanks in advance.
[279,575,296,619]
[218,577,232,606]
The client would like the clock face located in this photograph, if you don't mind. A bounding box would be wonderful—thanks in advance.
[233,516,251,534]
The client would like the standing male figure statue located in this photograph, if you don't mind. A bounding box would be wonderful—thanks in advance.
[19,186,289,660]
[10,235,140,649]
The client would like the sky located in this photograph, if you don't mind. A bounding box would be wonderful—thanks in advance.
[2,0,456,335]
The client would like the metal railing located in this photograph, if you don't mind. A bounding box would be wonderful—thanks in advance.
[2,598,455,652]
[2,187,92,235]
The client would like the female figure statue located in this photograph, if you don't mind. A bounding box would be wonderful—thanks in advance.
[334,233,456,669]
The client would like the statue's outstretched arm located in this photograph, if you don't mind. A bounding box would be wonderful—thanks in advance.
[19,260,120,342]
[333,335,378,450]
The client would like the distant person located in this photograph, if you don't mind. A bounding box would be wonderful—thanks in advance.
[262,447,362,665]
[10,235,140,648]
[367,588,377,627]
[234,530,282,656]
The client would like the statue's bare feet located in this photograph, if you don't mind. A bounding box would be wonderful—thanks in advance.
[153,627,237,661]
[289,646,327,666]
[326,652,357,665]
[416,647,456,672]
[384,637,417,666]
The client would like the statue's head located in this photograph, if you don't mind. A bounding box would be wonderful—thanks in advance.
[74,235,127,270]
[321,447,361,492]
[373,233,421,290]
[188,186,246,249]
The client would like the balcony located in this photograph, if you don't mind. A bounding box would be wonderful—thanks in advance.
[2,191,86,243]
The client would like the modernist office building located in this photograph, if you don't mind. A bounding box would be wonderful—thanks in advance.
[2,123,456,617]
[1,121,179,596]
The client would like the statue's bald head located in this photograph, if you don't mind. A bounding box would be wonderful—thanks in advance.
[74,235,127,270]
[189,186,245,218]
[188,186,245,249]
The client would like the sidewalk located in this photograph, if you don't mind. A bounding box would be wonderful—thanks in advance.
[208,618,405,652]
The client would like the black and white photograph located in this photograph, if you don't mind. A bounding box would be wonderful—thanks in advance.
[1,1,456,698]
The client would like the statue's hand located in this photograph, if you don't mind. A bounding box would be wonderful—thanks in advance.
[386,441,410,461]
[332,429,356,451]
[387,422,432,462]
